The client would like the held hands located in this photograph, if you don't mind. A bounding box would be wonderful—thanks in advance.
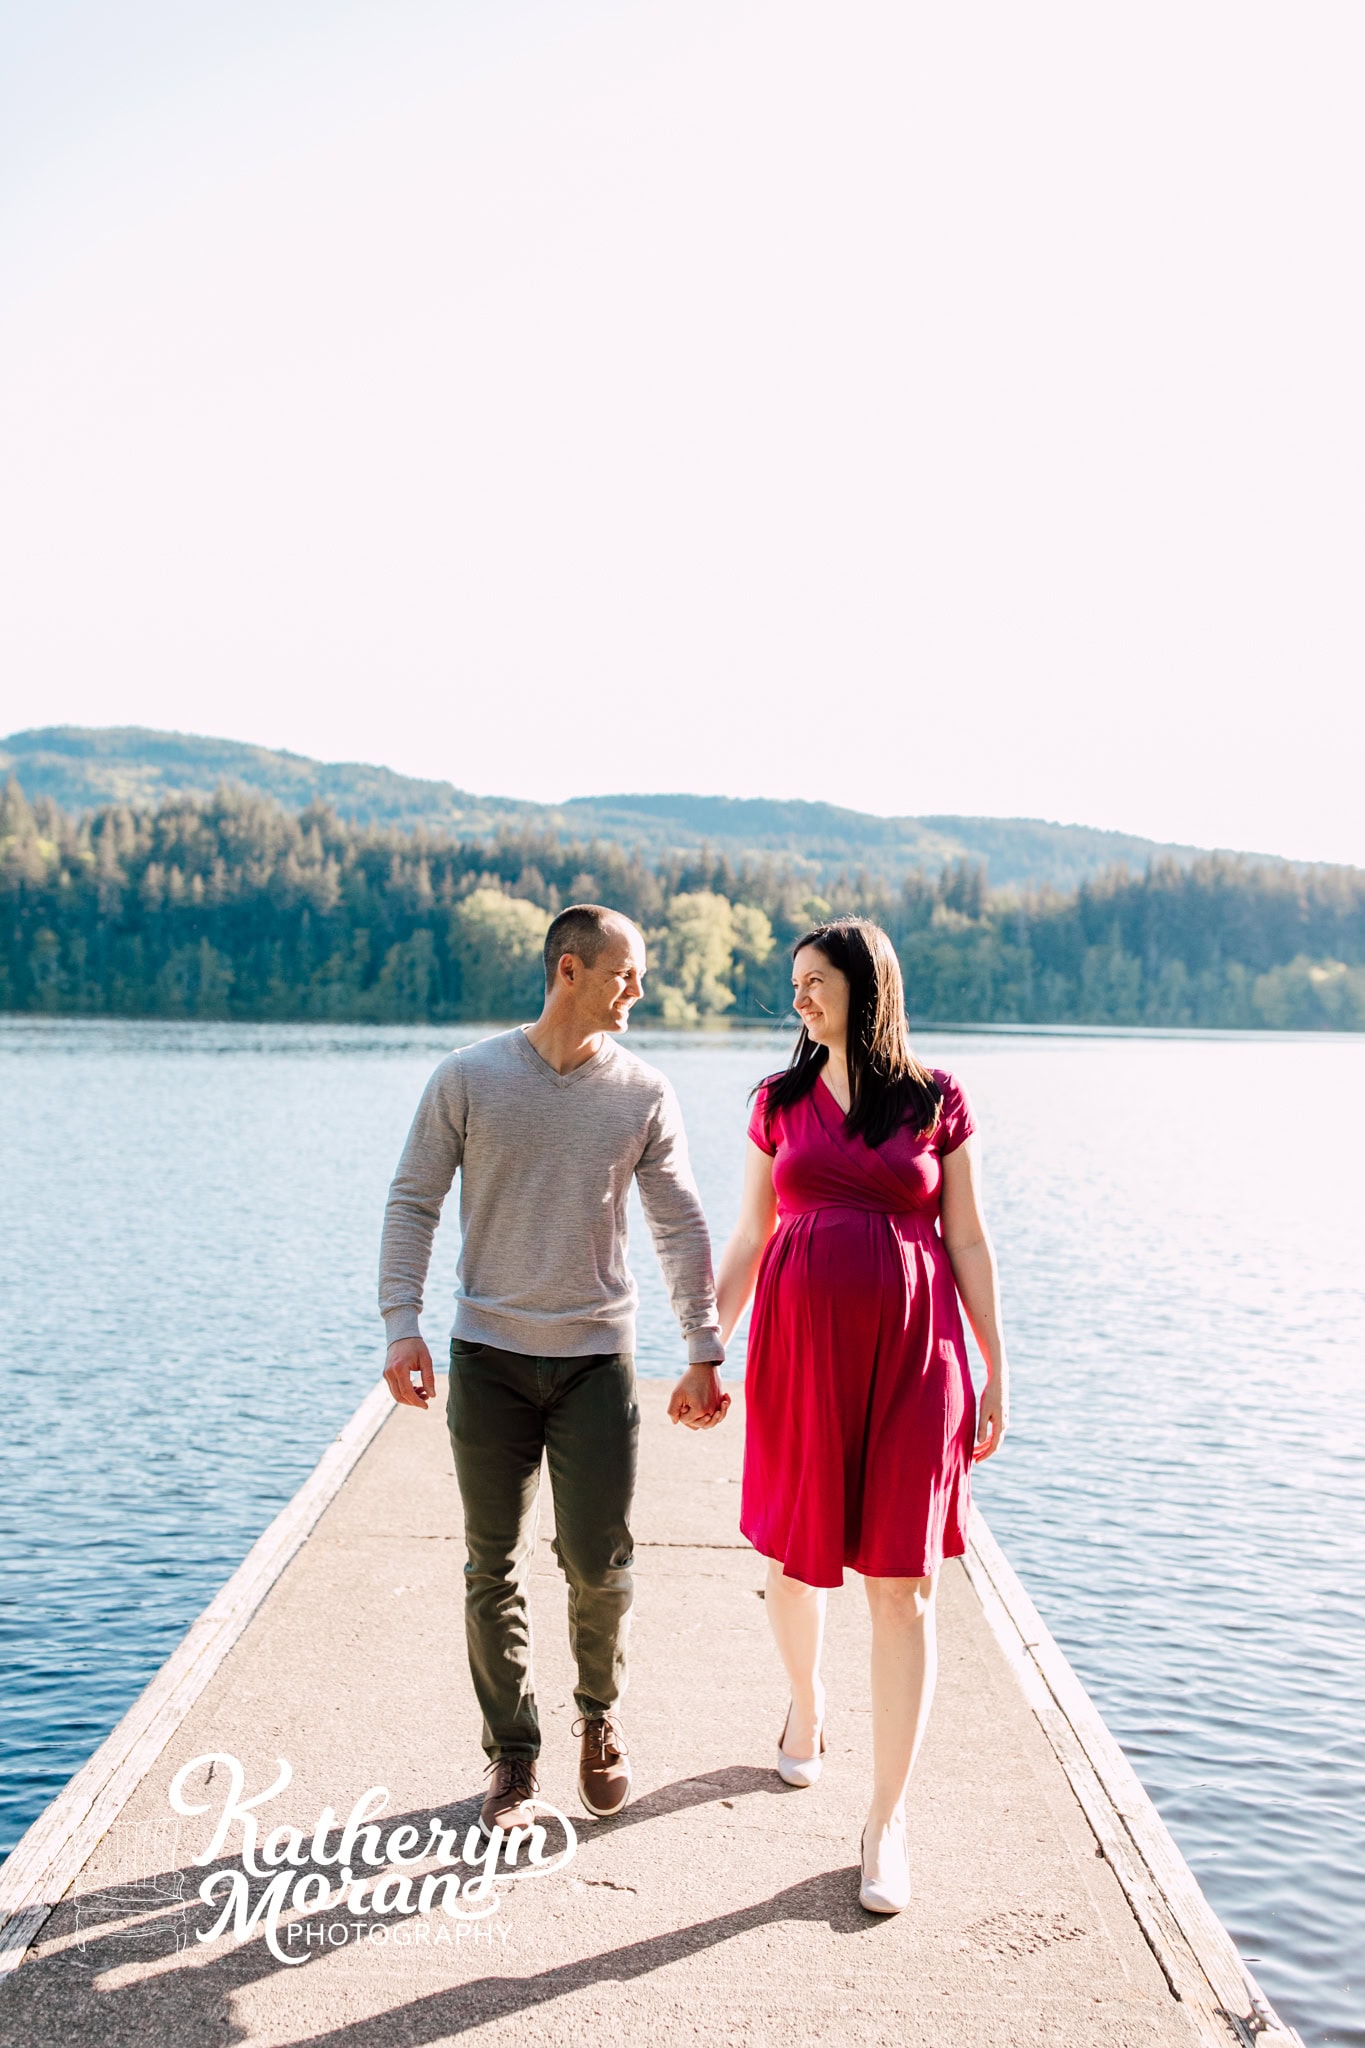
[972,1376,1008,1462]
[384,1336,435,1409]
[668,1363,730,1430]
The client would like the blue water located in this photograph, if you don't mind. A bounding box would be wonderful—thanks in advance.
[0,1018,1361,2042]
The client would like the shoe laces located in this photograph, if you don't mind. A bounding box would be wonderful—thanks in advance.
[573,1713,627,1761]
[486,1754,537,1799]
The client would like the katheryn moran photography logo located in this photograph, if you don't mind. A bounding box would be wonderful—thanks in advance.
[168,1752,577,1964]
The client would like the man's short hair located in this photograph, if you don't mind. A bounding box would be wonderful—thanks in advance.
[543,904,632,987]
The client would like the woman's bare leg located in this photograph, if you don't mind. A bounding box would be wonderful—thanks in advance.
[861,1572,937,1877]
[763,1556,827,1754]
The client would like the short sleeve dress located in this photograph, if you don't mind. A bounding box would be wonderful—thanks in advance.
[741,1067,978,1588]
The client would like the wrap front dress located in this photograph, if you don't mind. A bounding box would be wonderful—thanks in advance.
[741,1066,978,1589]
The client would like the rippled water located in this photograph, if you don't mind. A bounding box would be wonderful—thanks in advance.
[0,1019,1360,2042]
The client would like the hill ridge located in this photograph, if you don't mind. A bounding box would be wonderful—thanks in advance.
[0,723,1292,894]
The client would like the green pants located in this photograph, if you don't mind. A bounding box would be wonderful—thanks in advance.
[446,1337,640,1760]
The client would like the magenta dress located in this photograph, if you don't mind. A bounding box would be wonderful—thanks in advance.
[741,1067,978,1589]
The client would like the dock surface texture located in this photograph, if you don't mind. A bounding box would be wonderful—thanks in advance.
[0,1380,1301,2048]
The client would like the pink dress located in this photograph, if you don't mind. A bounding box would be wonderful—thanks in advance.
[741,1067,978,1588]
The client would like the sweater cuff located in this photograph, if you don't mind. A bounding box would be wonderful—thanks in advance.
[382,1306,423,1345]
[686,1327,726,1367]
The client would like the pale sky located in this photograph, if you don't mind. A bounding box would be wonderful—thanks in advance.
[1,2,1362,863]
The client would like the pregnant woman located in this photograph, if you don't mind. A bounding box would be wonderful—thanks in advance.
[715,917,1009,1913]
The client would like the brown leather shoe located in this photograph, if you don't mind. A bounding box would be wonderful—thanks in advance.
[575,1713,631,1818]
[479,1754,539,1835]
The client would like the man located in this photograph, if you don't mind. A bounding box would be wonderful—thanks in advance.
[379,903,729,1836]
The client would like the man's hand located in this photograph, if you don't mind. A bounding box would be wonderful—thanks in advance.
[384,1336,435,1409]
[668,1363,730,1430]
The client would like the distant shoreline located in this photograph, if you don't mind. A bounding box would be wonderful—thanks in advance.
[3,1011,1362,1044]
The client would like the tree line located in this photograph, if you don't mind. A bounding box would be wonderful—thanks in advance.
[3,779,1363,1030]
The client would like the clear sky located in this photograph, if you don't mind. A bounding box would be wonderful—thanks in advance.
[1,2,1361,862]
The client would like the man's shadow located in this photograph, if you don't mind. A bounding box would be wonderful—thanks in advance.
[2,1766,879,2048]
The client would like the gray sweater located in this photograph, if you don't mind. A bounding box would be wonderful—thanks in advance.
[379,1026,725,1363]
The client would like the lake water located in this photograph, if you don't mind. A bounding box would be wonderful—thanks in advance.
[0,1018,1361,2043]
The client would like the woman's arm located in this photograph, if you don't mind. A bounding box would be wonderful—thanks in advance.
[940,1136,1009,1461]
[715,1139,780,1345]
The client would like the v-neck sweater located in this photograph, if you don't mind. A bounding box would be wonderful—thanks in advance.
[379,1025,724,1361]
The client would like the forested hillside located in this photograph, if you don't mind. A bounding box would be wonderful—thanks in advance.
[2,725,1221,893]
[3,781,1362,1030]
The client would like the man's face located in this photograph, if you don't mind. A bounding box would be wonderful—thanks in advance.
[578,923,647,1033]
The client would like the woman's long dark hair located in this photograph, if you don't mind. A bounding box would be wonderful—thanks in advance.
[758,918,942,1148]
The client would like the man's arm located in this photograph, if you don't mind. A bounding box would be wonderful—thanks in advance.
[634,1080,728,1428]
[378,1054,467,1408]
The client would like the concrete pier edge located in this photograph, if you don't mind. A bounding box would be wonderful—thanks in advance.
[0,1379,1305,2046]
[960,1523,1301,2047]
[0,1380,393,1975]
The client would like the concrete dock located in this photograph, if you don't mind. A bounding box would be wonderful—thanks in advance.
[0,1380,1301,2047]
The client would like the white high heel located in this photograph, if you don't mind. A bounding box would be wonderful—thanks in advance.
[859,1817,911,1913]
[776,1700,826,1788]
